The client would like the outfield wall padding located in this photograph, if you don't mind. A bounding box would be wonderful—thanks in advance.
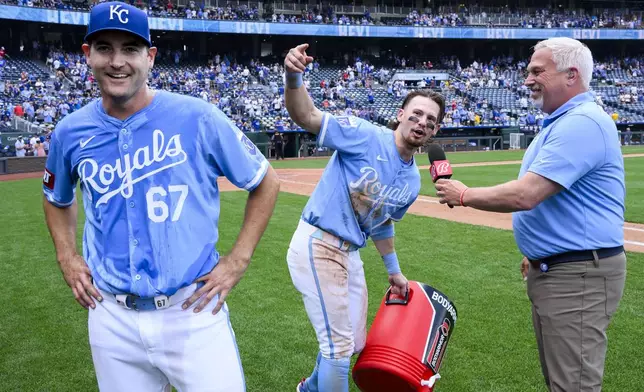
[0,157,47,175]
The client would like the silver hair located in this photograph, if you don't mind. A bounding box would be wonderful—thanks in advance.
[534,37,593,90]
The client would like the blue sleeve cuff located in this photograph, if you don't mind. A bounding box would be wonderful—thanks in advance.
[44,189,75,208]
[317,112,330,148]
[285,72,303,89]
[382,252,401,275]
[371,223,395,241]
[242,159,269,191]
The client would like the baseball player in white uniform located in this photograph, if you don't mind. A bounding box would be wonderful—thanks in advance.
[41,2,280,391]
[283,44,446,392]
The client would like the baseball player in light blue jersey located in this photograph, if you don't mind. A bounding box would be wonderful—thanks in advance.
[41,2,280,391]
[283,44,446,392]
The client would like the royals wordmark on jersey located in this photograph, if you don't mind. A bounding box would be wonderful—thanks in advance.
[43,91,268,298]
[301,113,421,248]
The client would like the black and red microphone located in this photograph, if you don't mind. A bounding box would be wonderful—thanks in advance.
[427,144,454,208]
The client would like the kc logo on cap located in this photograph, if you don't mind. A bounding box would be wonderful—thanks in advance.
[109,4,129,24]
[84,1,152,47]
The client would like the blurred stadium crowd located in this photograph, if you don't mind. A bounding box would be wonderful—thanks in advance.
[1,0,642,29]
[1,1,644,157]
[2,43,644,157]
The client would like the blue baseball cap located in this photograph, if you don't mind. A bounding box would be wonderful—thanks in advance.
[84,1,152,47]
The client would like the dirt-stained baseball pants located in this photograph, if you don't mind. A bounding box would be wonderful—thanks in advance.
[527,252,626,392]
[286,219,368,360]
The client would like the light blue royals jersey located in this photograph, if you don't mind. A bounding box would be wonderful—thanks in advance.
[301,113,421,248]
[43,90,268,297]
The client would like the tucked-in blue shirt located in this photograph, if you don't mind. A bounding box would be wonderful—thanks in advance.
[43,91,268,297]
[512,91,625,260]
[301,113,421,248]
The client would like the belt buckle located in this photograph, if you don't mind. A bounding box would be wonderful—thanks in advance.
[341,240,353,251]
[154,295,170,310]
[115,294,131,309]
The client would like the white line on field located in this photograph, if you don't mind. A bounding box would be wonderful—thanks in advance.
[279,179,318,186]
[625,240,644,247]
[416,196,439,204]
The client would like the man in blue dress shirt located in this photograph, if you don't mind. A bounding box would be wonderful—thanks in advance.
[435,37,626,392]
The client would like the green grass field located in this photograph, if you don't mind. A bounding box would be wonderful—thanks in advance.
[270,146,644,169]
[1,179,643,391]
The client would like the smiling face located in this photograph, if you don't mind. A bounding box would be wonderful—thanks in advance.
[396,95,442,148]
[82,30,157,106]
[524,48,574,114]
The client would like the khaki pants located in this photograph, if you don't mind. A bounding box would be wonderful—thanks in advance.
[527,252,626,392]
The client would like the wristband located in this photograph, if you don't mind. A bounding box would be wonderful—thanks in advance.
[460,188,469,207]
[382,252,401,275]
[371,223,395,241]
[286,72,303,89]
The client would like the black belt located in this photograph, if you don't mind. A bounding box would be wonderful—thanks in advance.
[529,246,624,272]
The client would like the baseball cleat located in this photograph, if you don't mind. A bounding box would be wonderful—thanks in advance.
[296,378,307,392]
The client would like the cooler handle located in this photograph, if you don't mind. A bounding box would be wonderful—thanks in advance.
[420,373,441,390]
[385,287,409,305]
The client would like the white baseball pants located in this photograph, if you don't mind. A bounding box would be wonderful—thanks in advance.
[287,219,369,360]
[89,283,245,392]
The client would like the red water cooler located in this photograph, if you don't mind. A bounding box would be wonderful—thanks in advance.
[352,281,457,392]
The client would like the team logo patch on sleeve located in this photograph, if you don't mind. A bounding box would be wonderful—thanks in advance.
[43,169,55,190]
[337,116,358,127]
[241,134,257,155]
